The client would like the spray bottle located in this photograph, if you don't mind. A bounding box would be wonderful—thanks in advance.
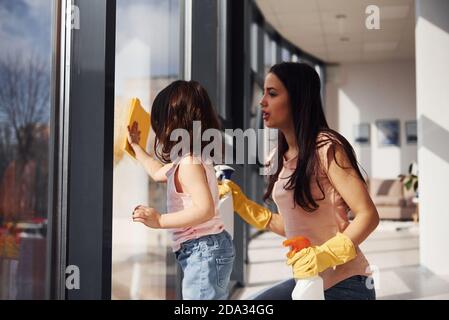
[283,236,325,300]
[215,165,236,238]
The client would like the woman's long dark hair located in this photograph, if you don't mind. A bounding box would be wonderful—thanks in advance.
[263,62,366,212]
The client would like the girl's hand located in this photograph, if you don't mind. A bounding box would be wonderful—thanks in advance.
[132,205,162,229]
[127,121,141,150]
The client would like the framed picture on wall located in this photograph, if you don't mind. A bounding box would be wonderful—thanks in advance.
[353,123,370,145]
[376,119,400,147]
[405,120,417,144]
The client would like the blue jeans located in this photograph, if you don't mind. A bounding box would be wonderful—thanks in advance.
[252,275,376,300]
[175,230,235,300]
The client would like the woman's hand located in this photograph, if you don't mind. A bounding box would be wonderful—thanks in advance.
[132,205,162,229]
[217,179,273,230]
[286,232,357,279]
[127,121,141,150]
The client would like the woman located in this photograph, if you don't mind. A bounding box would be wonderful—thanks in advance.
[220,62,379,300]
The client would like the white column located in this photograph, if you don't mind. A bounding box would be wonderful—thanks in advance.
[416,0,449,275]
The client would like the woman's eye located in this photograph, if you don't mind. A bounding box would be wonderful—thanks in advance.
[269,91,277,97]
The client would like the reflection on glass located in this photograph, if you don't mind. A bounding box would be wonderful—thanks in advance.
[281,47,290,62]
[314,64,324,101]
[250,23,258,72]
[315,65,322,79]
[113,0,181,300]
[264,34,276,74]
[250,81,263,130]
[248,81,263,166]
[0,0,52,299]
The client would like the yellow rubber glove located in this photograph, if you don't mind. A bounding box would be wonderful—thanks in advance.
[217,180,272,230]
[286,232,357,279]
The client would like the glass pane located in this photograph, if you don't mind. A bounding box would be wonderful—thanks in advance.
[112,0,181,300]
[0,0,53,299]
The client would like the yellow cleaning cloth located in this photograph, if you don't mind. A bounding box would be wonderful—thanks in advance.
[124,98,151,159]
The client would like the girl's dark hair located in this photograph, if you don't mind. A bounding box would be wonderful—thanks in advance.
[263,62,366,212]
[151,80,221,163]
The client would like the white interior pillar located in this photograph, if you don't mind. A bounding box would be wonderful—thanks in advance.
[416,0,449,275]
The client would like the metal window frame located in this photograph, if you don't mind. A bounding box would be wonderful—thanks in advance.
[52,0,116,300]
[218,0,230,120]
[46,0,63,300]
[47,0,77,300]
[183,0,247,292]
[181,0,192,81]
[191,0,219,109]
[225,0,252,287]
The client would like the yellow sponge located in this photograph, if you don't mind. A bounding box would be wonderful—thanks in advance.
[124,98,151,159]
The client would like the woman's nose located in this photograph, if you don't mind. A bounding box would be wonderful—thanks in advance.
[259,95,267,108]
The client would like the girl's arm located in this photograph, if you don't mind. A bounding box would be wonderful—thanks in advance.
[127,126,172,182]
[159,156,215,228]
[133,157,215,229]
[131,142,172,182]
[267,213,285,237]
[326,145,380,246]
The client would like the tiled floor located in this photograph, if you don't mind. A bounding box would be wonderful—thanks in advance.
[231,221,449,300]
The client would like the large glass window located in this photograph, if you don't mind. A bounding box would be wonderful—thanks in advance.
[0,0,53,299]
[112,0,181,300]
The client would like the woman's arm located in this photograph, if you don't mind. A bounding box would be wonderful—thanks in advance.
[267,213,285,237]
[284,143,379,279]
[326,145,380,246]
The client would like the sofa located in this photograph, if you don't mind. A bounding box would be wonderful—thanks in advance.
[368,178,417,220]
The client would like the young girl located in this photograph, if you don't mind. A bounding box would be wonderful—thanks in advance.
[220,62,379,300]
[128,80,235,300]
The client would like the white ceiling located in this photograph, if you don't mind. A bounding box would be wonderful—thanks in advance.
[255,0,415,63]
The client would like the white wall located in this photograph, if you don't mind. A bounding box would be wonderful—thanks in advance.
[416,0,449,276]
[325,61,417,179]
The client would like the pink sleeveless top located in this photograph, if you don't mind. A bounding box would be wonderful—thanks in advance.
[272,135,372,290]
[165,154,224,252]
